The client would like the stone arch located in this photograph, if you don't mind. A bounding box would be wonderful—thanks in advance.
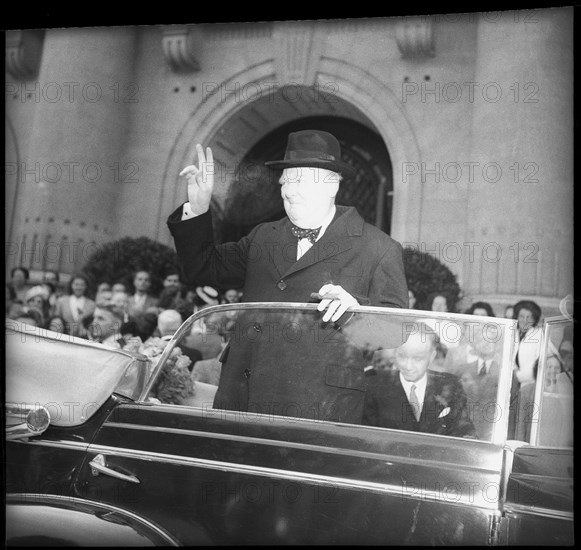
[158,57,422,245]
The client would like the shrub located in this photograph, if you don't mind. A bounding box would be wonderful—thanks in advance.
[81,237,178,297]
[403,247,462,312]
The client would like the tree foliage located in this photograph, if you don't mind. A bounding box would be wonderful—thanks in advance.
[403,247,462,312]
[81,237,178,297]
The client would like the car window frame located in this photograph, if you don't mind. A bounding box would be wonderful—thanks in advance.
[138,303,519,447]
[529,315,573,448]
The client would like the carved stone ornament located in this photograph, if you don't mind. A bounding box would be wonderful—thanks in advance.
[161,26,200,72]
[6,30,45,80]
[395,17,435,58]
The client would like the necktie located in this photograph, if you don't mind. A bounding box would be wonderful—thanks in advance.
[409,384,421,421]
[478,360,488,376]
[291,224,321,244]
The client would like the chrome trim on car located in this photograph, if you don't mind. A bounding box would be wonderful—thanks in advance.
[87,443,500,511]
[23,439,89,451]
[103,421,501,474]
[504,504,574,521]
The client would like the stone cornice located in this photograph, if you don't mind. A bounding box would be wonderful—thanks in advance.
[395,17,435,58]
[5,30,44,80]
[160,25,200,72]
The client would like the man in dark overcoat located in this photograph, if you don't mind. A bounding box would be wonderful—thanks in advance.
[167,130,409,422]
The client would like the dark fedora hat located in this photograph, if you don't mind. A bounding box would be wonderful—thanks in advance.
[265,130,356,179]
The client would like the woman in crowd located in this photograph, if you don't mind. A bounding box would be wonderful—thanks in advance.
[54,274,96,337]
[465,301,496,317]
[24,285,51,327]
[512,299,544,385]
[47,315,67,334]
[9,266,30,303]
[424,291,453,313]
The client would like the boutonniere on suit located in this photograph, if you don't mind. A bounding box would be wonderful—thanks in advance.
[438,407,451,418]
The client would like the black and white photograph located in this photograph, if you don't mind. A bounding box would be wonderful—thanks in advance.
[5,6,574,545]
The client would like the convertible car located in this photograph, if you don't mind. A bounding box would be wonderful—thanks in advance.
[5,303,574,545]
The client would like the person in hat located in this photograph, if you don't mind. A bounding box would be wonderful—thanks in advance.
[166,129,408,423]
[24,285,51,327]
[195,285,220,307]
[168,130,407,315]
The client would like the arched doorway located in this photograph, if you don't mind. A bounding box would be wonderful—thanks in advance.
[219,116,393,242]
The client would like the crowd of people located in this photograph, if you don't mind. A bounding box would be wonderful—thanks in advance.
[6,265,240,350]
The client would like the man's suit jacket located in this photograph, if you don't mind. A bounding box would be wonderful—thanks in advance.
[451,358,519,441]
[362,369,476,438]
[167,205,408,308]
[54,295,96,337]
[126,294,159,318]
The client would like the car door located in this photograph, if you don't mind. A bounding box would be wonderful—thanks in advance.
[502,316,574,545]
[73,304,517,545]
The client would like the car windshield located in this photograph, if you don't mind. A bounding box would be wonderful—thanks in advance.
[142,303,517,445]
[5,320,151,427]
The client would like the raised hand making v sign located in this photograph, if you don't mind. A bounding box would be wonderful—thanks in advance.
[179,144,215,216]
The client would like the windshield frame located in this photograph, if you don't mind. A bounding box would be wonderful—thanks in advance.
[138,302,518,445]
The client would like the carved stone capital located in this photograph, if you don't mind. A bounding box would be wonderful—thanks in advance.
[161,26,200,72]
[6,30,45,80]
[395,17,435,58]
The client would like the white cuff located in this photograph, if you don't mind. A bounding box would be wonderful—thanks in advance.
[181,202,197,221]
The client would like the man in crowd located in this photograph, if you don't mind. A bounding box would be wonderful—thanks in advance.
[447,323,519,441]
[162,271,181,290]
[167,129,408,422]
[88,304,137,350]
[157,308,202,368]
[363,325,476,438]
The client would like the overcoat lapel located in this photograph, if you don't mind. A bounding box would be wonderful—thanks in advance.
[419,376,439,424]
[281,207,362,279]
[267,217,298,277]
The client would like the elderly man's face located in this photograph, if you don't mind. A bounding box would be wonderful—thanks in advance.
[394,332,436,382]
[92,307,120,341]
[279,167,339,228]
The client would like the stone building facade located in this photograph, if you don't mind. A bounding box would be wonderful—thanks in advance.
[5,9,573,316]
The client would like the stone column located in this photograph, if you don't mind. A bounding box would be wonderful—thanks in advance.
[10,26,137,278]
[463,8,573,311]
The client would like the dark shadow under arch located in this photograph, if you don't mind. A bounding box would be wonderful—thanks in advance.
[219,116,393,242]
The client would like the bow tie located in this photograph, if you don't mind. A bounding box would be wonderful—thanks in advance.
[291,224,321,244]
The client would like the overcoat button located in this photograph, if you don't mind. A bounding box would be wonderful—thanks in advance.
[278,280,287,290]
[244,368,251,378]
[253,323,261,332]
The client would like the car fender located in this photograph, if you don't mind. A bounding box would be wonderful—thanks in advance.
[6,493,180,546]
